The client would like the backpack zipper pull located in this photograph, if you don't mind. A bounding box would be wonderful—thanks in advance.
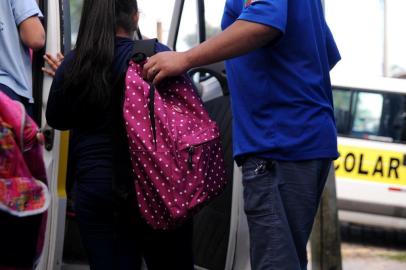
[188,146,195,169]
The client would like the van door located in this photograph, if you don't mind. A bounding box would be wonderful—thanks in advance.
[34,0,69,270]
[168,1,250,269]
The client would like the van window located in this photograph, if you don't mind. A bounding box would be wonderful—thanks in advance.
[333,88,406,144]
[69,0,83,48]
[175,0,224,52]
[138,1,175,43]
[381,93,406,143]
[175,0,198,51]
[333,88,352,134]
[69,1,176,47]
[204,0,223,39]
[351,92,384,136]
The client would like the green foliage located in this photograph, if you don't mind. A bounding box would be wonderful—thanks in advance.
[384,253,406,262]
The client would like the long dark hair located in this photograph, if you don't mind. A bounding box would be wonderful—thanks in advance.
[62,0,138,111]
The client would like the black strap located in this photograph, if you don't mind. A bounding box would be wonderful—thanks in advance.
[132,39,157,61]
[112,38,159,222]
[148,83,157,149]
[131,39,158,150]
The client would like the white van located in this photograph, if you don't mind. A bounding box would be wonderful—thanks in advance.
[331,76,406,230]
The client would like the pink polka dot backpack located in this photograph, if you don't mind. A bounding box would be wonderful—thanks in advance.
[123,40,227,229]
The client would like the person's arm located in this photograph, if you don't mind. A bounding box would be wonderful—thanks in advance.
[19,16,45,51]
[144,20,281,85]
[45,53,73,130]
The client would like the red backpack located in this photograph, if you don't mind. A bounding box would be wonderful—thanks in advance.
[0,91,49,217]
[123,40,227,229]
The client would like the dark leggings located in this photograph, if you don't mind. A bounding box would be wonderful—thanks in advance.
[74,180,194,270]
[0,212,42,269]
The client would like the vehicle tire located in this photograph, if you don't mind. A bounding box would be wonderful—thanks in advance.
[340,222,406,248]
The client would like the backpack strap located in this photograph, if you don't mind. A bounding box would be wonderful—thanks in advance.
[132,39,157,63]
[131,39,159,149]
[112,39,157,77]
[111,39,159,218]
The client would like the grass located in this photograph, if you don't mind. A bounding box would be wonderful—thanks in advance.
[383,253,406,263]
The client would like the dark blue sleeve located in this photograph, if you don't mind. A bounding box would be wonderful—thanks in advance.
[238,0,287,34]
[45,51,75,130]
[154,42,171,53]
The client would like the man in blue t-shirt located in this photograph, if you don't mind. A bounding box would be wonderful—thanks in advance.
[144,0,340,269]
[0,0,45,116]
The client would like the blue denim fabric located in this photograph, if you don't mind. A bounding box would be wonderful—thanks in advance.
[242,157,331,270]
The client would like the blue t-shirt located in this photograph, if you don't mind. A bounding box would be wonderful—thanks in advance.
[0,0,43,101]
[221,0,341,162]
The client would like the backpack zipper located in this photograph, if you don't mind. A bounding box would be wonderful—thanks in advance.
[187,146,195,169]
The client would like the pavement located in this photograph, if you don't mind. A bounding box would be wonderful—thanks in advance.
[340,243,406,270]
[60,243,406,270]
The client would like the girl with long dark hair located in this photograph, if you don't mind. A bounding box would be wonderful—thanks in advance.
[45,1,194,269]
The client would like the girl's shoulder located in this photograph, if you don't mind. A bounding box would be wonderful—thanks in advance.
[154,41,171,53]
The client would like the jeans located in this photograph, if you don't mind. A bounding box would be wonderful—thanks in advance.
[242,157,331,270]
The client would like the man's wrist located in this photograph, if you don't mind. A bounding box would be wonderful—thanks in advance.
[182,50,195,72]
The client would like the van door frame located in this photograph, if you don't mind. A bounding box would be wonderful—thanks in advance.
[168,1,250,269]
[32,0,47,125]
[35,1,70,269]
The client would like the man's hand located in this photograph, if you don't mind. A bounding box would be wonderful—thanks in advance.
[42,53,64,77]
[143,51,190,85]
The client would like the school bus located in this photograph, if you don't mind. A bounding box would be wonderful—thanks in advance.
[30,0,405,269]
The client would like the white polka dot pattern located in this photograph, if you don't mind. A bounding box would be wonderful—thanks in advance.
[123,61,227,230]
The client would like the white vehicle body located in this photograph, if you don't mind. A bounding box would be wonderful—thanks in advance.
[331,76,406,230]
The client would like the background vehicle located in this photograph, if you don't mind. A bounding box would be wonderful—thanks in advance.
[332,76,406,230]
